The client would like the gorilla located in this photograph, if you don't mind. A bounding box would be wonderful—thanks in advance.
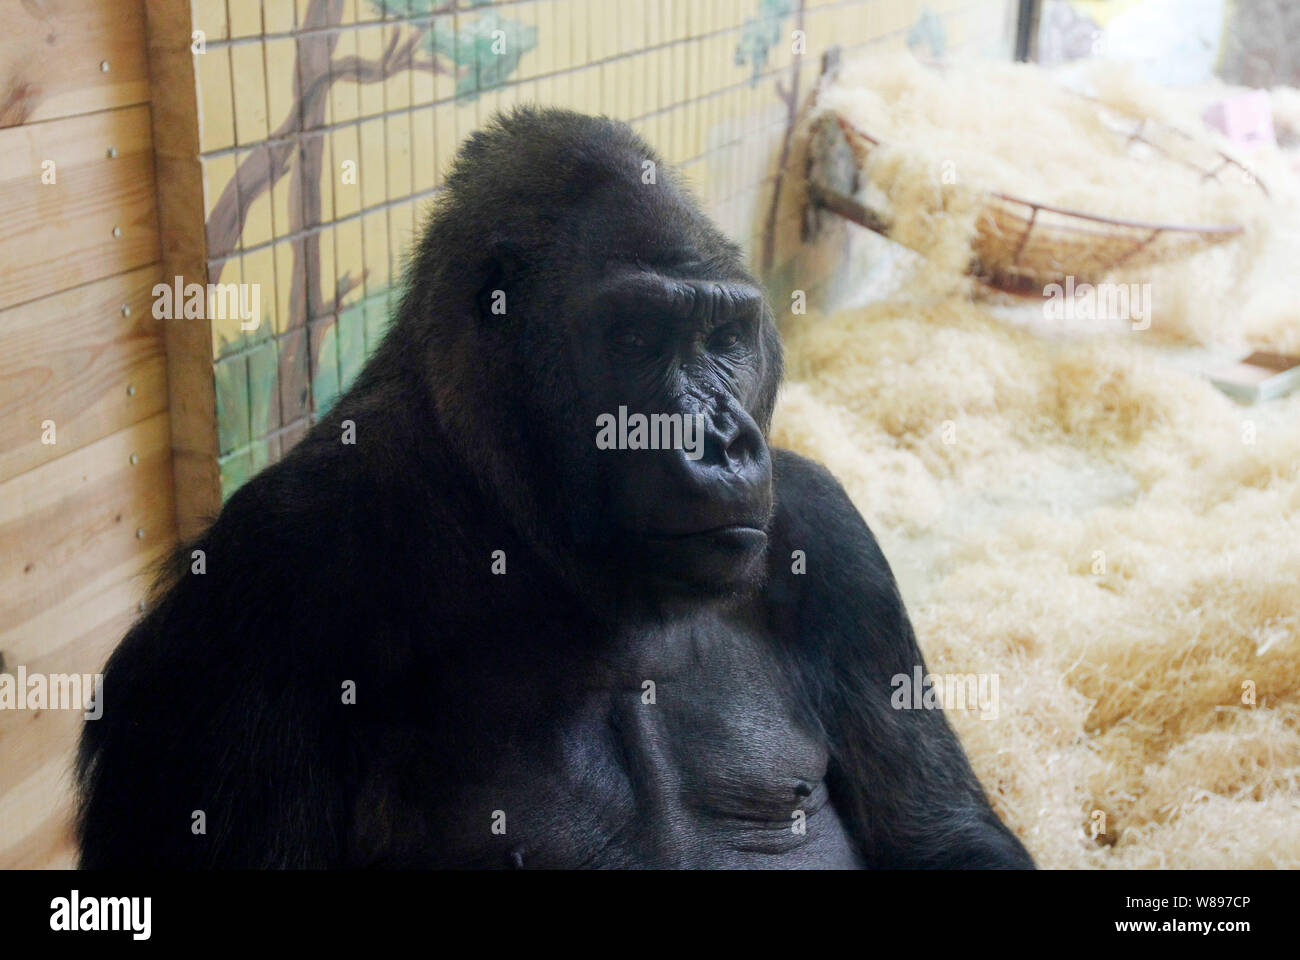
[77,107,1033,869]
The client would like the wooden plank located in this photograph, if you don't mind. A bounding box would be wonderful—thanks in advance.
[0,563,151,795]
[0,413,174,869]
[0,541,159,672]
[0,627,121,797]
[0,413,176,637]
[0,420,175,870]
[0,265,166,485]
[0,0,150,128]
[0,104,161,311]
[0,755,77,869]
[145,0,221,540]
[0,800,77,868]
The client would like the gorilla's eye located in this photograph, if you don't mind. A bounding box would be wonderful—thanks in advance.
[611,327,649,350]
[709,325,743,352]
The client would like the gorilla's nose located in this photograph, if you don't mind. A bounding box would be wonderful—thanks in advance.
[700,406,765,472]
[614,399,773,540]
[668,406,772,530]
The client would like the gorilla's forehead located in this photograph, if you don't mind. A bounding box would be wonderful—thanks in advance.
[564,173,738,266]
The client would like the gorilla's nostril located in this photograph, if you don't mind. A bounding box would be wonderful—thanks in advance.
[719,423,763,469]
[694,404,765,473]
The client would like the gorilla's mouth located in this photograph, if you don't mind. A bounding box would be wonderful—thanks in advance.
[642,524,768,545]
[634,524,770,593]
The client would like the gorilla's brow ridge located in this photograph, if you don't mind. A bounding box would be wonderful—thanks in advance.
[593,270,764,326]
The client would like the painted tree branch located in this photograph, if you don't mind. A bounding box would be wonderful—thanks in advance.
[335,270,368,307]
[205,9,447,266]
[202,0,458,436]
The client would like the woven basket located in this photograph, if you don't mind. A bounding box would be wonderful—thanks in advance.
[810,110,1257,295]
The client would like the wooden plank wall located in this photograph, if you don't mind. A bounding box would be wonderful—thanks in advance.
[0,0,175,869]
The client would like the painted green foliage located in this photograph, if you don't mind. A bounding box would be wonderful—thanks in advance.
[371,0,539,97]
[436,11,539,96]
[734,0,795,84]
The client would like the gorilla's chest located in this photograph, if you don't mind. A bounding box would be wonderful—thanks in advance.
[368,613,861,868]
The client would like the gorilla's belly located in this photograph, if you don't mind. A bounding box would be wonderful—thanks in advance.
[363,614,864,868]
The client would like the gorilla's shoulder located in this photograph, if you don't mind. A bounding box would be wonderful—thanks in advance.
[162,427,400,620]
[209,412,406,546]
[203,439,349,553]
[769,448,880,555]
[766,448,899,609]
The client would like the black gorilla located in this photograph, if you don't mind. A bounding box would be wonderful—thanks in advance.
[77,108,1033,869]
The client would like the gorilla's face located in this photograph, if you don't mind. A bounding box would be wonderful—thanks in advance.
[571,265,776,597]
[418,110,783,604]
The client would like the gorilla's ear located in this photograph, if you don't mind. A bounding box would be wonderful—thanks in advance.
[474,260,509,324]
[472,238,525,325]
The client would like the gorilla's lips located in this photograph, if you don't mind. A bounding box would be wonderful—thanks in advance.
[642,523,767,546]
[637,524,769,592]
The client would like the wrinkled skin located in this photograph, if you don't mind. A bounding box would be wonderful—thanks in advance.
[77,108,1033,869]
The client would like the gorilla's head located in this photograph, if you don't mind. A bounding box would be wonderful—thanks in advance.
[399,108,783,605]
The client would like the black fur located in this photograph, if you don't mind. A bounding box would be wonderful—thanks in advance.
[76,108,1032,869]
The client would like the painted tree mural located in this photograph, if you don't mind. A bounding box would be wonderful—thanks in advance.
[208,0,536,485]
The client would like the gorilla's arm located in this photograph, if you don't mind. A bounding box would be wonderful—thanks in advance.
[76,452,363,869]
[768,450,1034,869]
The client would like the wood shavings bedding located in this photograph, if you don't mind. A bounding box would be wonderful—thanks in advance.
[777,56,1300,867]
